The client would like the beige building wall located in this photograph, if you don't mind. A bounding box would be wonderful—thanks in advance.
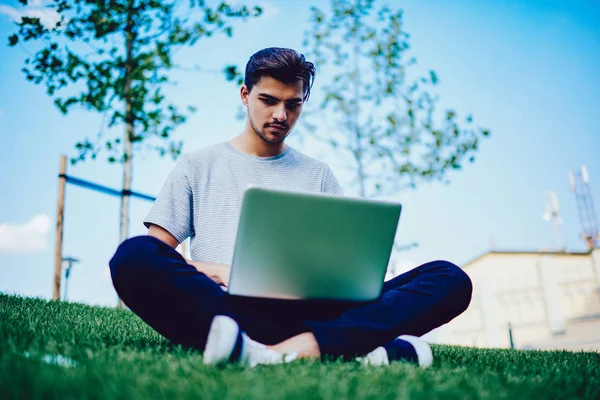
[432,249,600,351]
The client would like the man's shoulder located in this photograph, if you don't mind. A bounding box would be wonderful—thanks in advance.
[186,142,229,159]
[287,147,331,171]
[179,142,229,168]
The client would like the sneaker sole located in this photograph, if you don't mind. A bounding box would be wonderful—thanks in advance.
[203,316,239,365]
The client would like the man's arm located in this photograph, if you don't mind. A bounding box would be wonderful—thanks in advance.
[148,224,179,248]
[321,165,343,195]
[147,224,231,286]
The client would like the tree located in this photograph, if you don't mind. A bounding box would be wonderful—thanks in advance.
[8,0,262,254]
[302,0,490,198]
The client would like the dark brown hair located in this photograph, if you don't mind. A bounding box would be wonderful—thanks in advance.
[244,47,316,101]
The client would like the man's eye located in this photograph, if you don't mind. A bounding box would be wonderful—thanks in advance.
[262,99,276,105]
[287,103,301,110]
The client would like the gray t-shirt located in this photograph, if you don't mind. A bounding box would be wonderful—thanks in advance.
[144,141,343,264]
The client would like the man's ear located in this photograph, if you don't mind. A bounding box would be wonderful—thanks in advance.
[240,85,249,107]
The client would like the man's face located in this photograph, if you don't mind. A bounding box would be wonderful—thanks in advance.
[241,76,304,145]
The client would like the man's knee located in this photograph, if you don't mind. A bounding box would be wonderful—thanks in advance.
[109,236,158,285]
[439,261,473,313]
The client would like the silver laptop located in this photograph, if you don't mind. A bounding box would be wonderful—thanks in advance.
[227,187,402,301]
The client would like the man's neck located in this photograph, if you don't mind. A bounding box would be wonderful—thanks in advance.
[230,128,287,158]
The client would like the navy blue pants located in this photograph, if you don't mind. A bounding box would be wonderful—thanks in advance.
[109,236,472,359]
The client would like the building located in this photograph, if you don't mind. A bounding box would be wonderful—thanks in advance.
[432,249,600,351]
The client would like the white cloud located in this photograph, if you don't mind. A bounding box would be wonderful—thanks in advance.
[0,0,60,29]
[0,214,51,253]
[259,2,280,20]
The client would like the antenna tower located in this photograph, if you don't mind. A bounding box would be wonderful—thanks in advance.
[569,165,599,250]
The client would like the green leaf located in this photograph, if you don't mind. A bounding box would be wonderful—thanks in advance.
[386,114,396,127]
[429,70,438,85]
[8,34,18,46]
[224,65,240,81]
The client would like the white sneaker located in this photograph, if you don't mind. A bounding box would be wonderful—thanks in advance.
[358,335,433,368]
[203,315,298,368]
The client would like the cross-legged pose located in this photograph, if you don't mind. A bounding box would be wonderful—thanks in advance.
[109,47,472,368]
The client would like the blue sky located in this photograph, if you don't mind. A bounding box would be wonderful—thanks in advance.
[0,0,599,307]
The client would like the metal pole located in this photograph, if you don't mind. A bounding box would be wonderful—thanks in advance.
[61,257,79,302]
[53,155,67,301]
[508,322,515,349]
[63,264,70,301]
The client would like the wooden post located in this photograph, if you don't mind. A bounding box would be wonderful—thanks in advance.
[53,155,67,300]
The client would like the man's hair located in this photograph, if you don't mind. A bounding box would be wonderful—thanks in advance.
[244,47,316,101]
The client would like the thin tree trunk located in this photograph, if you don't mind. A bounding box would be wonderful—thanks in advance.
[117,0,136,309]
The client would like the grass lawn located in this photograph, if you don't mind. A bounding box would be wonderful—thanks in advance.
[1,294,598,399]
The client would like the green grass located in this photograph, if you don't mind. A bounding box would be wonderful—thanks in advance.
[1,294,598,400]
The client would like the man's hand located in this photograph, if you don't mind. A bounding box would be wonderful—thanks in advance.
[146,225,231,287]
[187,260,231,287]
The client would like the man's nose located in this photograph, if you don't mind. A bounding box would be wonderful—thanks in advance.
[272,104,287,122]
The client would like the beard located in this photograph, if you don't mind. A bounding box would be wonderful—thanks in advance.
[249,113,289,145]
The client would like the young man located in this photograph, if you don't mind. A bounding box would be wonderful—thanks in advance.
[109,47,472,368]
